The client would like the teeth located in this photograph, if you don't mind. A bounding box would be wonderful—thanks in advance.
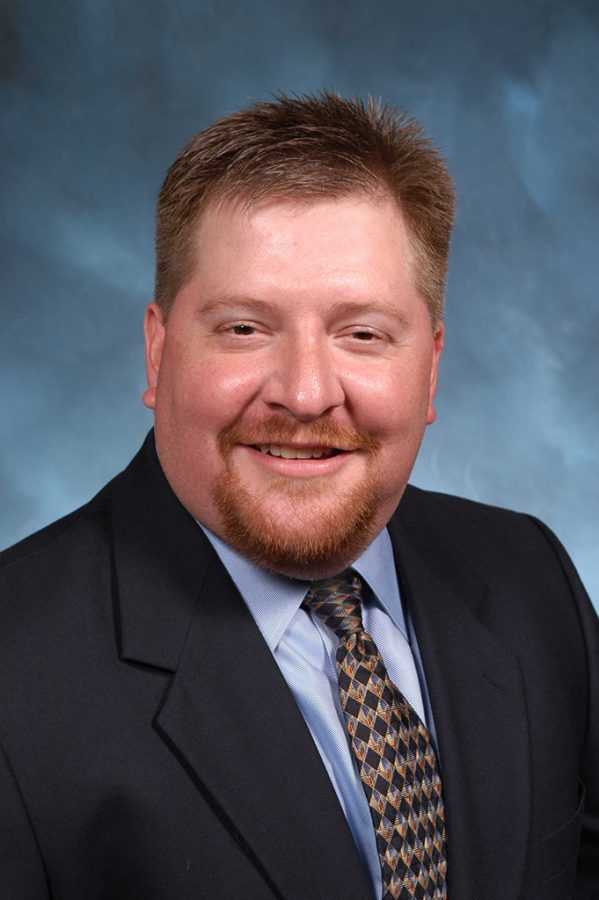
[257,445,336,459]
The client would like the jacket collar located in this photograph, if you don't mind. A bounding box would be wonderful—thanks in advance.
[109,431,213,671]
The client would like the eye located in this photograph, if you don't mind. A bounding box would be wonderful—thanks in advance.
[337,325,392,352]
[231,323,256,335]
[215,320,270,345]
[344,328,385,343]
[351,330,377,341]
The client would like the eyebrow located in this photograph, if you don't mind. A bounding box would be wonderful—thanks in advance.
[196,296,278,318]
[326,299,411,328]
[196,294,412,327]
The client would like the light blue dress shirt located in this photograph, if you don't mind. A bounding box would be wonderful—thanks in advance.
[200,524,435,899]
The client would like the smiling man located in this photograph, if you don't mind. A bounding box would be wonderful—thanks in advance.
[144,195,442,578]
[1,94,598,900]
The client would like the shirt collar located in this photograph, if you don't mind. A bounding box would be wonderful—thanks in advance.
[198,524,407,651]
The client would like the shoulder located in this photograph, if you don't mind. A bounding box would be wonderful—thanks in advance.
[0,478,115,574]
[400,483,534,528]
[394,485,596,643]
[397,483,561,560]
[0,478,120,644]
[393,484,594,617]
[0,433,157,578]
[1,497,104,571]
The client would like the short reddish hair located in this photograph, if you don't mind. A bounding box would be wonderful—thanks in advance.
[155,92,455,325]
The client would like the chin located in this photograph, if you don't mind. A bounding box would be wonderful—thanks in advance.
[212,470,384,579]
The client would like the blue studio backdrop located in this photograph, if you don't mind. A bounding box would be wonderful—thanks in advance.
[2,0,598,607]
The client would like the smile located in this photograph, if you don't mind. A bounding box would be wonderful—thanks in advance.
[253,444,342,459]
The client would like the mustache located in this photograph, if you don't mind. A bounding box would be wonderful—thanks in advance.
[218,415,380,454]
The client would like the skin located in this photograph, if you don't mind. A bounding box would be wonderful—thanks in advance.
[143,194,444,579]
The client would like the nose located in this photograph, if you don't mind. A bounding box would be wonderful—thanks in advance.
[261,334,345,420]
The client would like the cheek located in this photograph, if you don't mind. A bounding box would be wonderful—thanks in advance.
[167,354,264,426]
[345,364,431,435]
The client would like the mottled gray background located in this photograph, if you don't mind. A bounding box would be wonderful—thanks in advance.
[2,0,598,608]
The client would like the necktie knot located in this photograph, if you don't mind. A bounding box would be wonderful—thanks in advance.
[304,571,364,641]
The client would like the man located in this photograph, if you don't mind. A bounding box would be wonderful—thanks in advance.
[0,94,597,900]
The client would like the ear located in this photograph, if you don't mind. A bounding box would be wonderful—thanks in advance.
[426,322,444,425]
[142,302,165,410]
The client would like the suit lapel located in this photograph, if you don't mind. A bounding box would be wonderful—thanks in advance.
[110,434,372,899]
[388,497,531,900]
[155,556,372,899]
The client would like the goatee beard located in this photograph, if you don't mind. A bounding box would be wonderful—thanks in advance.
[212,416,383,577]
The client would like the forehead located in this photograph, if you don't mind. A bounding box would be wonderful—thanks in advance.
[190,194,415,292]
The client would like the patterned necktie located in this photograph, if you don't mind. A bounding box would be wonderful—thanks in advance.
[304,572,447,900]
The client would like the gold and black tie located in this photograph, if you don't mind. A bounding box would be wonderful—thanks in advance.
[304,572,447,899]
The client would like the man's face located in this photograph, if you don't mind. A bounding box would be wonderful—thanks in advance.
[144,195,443,578]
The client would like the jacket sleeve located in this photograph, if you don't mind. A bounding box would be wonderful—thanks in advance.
[530,517,599,899]
[0,740,49,899]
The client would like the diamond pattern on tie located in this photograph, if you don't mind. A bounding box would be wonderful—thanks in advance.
[305,572,447,900]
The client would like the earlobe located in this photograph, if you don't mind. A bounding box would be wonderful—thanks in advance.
[426,323,444,426]
[142,302,165,410]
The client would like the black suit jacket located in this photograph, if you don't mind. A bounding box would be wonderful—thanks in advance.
[1,432,597,899]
